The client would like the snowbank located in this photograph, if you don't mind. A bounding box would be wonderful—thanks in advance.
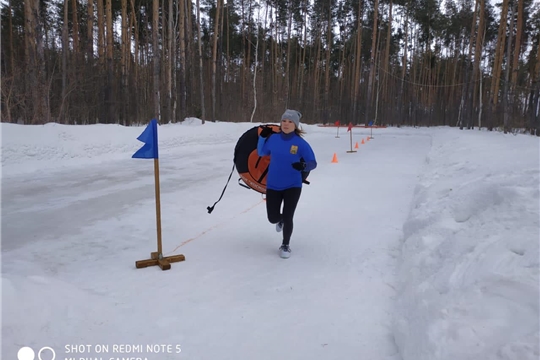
[394,129,540,360]
[1,120,257,176]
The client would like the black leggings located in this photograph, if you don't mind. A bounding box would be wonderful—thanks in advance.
[266,187,302,245]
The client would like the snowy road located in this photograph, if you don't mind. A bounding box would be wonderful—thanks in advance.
[2,125,432,360]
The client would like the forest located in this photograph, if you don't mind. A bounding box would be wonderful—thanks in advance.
[1,0,540,132]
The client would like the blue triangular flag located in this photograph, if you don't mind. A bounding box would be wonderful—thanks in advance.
[132,119,159,159]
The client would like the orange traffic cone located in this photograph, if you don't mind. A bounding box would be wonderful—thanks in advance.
[354,142,359,149]
[361,138,365,144]
[331,153,339,163]
[366,136,370,142]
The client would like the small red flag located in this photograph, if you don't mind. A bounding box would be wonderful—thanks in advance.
[334,120,340,126]
[347,122,353,132]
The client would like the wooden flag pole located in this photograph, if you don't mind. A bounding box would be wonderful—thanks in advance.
[135,158,185,270]
[154,158,163,255]
[336,125,340,138]
[347,126,357,153]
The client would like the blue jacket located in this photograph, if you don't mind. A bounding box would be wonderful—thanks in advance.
[257,131,317,191]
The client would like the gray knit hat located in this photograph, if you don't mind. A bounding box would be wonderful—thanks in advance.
[281,109,302,128]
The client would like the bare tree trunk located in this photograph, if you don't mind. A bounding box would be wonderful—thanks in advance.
[26,0,49,124]
[240,0,246,108]
[211,0,222,120]
[106,0,114,123]
[323,0,332,124]
[95,0,105,123]
[171,0,178,122]
[72,0,80,55]
[272,8,279,106]
[503,0,516,133]
[411,26,420,126]
[382,0,392,104]
[530,33,540,134]
[130,0,139,98]
[35,0,49,123]
[226,4,231,87]
[62,0,69,123]
[352,0,364,123]
[196,0,205,122]
[119,0,128,125]
[243,2,251,117]
[460,0,478,129]
[87,0,94,61]
[313,33,322,122]
[299,1,308,107]
[212,0,220,120]
[121,0,128,84]
[285,3,293,107]
[153,0,161,121]
[365,0,379,125]
[478,53,484,129]
[472,0,485,115]
[178,0,187,121]
[24,0,36,123]
[510,0,523,93]
[162,0,173,123]
[490,0,509,108]
[185,0,194,100]
[8,0,15,74]
[338,23,346,122]
[250,24,259,123]
[398,3,410,126]
[96,0,105,64]
[3,0,16,123]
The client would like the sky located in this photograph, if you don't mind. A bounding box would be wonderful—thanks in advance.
[1,119,539,360]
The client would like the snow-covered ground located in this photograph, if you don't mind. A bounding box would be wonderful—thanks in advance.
[2,119,538,360]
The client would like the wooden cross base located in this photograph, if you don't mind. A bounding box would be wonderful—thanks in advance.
[135,252,185,270]
[346,150,357,153]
